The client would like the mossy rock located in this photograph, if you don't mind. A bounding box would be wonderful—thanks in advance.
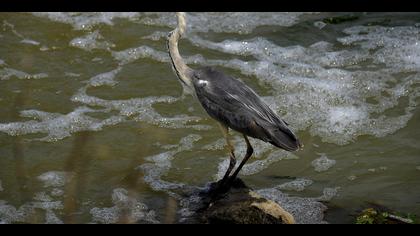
[194,178,295,224]
[356,207,416,224]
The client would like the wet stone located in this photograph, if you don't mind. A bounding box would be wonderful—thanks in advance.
[187,178,295,224]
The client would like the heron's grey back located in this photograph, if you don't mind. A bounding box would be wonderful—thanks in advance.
[192,67,301,151]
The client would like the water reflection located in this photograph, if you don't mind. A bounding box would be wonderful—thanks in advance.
[63,131,93,224]
[11,91,30,204]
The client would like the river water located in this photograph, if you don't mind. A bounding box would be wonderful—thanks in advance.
[0,12,419,224]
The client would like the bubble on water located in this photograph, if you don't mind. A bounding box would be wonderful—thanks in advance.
[257,188,328,224]
[50,188,64,197]
[20,39,40,46]
[69,30,115,51]
[90,188,158,224]
[201,138,225,151]
[32,12,141,30]
[326,106,369,135]
[64,72,81,78]
[45,210,63,224]
[276,178,313,192]
[112,45,168,65]
[314,21,326,29]
[37,171,72,188]
[138,134,201,192]
[86,67,121,87]
[140,153,186,191]
[142,31,168,41]
[31,200,63,211]
[0,67,48,80]
[311,154,336,172]
[34,192,53,202]
[314,187,340,201]
[348,175,357,181]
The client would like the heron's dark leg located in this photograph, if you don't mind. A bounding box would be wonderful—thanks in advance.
[218,123,236,183]
[229,134,253,182]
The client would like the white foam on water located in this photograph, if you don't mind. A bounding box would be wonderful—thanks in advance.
[138,134,201,192]
[0,60,210,142]
[311,154,336,172]
[64,72,81,78]
[314,21,326,29]
[338,25,420,71]
[348,175,357,181]
[140,12,315,34]
[34,192,53,202]
[90,188,158,224]
[32,12,141,30]
[0,67,48,81]
[275,178,314,192]
[72,83,210,131]
[112,45,168,65]
[45,210,63,224]
[37,171,72,188]
[2,20,24,39]
[0,190,63,223]
[313,187,340,202]
[0,107,120,142]
[69,30,115,51]
[0,201,34,223]
[142,31,168,41]
[187,26,420,145]
[201,138,226,151]
[20,39,41,46]
[85,67,121,87]
[256,188,328,224]
[241,150,299,176]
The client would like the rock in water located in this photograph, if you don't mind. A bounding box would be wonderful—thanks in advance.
[193,178,295,224]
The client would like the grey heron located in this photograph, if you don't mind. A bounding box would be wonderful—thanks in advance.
[167,12,302,187]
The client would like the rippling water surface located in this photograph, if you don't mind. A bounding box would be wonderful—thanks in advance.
[0,12,420,223]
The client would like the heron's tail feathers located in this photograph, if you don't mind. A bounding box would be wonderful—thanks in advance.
[257,120,302,151]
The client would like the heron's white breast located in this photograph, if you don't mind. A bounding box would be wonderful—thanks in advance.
[197,79,209,86]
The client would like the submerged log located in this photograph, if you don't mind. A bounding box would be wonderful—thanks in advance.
[192,178,295,224]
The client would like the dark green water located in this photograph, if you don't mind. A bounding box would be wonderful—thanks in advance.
[0,12,419,224]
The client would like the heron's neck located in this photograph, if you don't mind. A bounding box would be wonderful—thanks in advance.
[167,27,193,88]
[167,12,193,88]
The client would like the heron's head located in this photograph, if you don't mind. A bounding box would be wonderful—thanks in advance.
[176,12,187,37]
